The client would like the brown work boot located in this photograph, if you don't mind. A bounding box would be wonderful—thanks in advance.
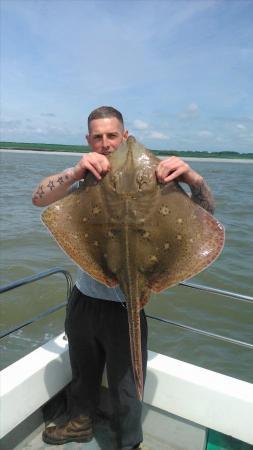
[42,414,93,444]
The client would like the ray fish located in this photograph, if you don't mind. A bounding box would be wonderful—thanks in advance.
[42,136,225,400]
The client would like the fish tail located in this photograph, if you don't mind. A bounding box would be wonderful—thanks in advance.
[127,305,143,401]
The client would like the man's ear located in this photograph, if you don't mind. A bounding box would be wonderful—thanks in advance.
[123,129,129,140]
[86,134,90,145]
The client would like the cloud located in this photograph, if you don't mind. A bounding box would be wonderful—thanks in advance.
[40,113,56,117]
[0,118,77,141]
[197,130,213,138]
[133,119,149,130]
[236,123,246,130]
[0,119,22,127]
[24,123,71,135]
[0,119,22,132]
[188,103,199,113]
[148,131,170,140]
[179,103,199,120]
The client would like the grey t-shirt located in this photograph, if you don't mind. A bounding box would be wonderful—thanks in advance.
[68,180,125,302]
[75,268,125,302]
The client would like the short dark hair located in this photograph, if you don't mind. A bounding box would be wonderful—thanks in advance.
[88,106,124,131]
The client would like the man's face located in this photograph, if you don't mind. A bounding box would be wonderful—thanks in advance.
[86,117,128,155]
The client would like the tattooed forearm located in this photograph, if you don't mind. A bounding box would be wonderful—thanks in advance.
[32,168,75,207]
[190,179,215,214]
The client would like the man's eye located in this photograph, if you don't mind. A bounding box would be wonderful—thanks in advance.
[94,136,101,140]
[108,134,117,139]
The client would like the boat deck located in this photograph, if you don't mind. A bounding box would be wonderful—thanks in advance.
[1,391,208,450]
[13,418,141,450]
[5,409,252,450]
[2,412,253,450]
[2,409,151,450]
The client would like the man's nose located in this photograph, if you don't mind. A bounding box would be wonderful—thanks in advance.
[102,136,110,148]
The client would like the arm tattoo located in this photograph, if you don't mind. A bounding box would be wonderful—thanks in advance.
[190,180,215,214]
[57,176,64,184]
[34,178,60,199]
[47,180,55,191]
[36,185,45,198]
[33,170,73,204]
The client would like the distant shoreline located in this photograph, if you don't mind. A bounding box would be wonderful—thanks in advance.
[1,148,252,163]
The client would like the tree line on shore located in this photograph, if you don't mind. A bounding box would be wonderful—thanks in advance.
[1,141,252,159]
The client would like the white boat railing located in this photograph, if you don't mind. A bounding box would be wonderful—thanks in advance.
[0,267,252,349]
[0,267,73,339]
[0,266,73,295]
[180,280,253,303]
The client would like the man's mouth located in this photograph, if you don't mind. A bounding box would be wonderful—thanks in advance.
[102,150,112,155]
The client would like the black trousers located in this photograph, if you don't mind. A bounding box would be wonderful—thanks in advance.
[65,286,148,448]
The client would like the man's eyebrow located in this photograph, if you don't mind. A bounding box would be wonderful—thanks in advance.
[92,131,120,137]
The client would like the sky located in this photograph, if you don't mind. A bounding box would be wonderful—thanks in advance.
[1,0,253,152]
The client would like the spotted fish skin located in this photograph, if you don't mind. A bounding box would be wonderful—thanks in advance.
[42,136,225,400]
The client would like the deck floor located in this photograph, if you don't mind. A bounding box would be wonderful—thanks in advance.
[2,388,208,450]
[15,420,115,450]
[11,417,150,450]
[6,417,150,450]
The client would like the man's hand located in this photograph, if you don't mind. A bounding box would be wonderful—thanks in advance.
[156,156,203,188]
[73,152,110,181]
[156,156,215,214]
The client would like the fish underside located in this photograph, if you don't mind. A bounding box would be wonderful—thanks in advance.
[42,136,225,400]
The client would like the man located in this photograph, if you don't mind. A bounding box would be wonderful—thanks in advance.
[32,106,214,449]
